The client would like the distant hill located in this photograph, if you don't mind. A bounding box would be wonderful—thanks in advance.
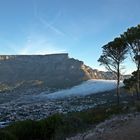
[0,54,129,90]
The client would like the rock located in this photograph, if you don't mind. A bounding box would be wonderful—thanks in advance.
[0,54,120,90]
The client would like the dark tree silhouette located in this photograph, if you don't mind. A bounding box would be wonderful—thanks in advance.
[122,25,140,99]
[98,37,128,104]
[123,70,140,99]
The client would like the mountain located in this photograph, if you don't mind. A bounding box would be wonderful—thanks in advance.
[0,53,124,91]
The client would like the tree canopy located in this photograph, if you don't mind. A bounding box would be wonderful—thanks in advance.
[98,37,128,104]
[98,37,128,75]
[122,24,140,98]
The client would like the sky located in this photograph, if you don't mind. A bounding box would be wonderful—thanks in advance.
[0,0,140,74]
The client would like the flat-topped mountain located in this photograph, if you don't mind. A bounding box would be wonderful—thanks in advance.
[0,53,118,90]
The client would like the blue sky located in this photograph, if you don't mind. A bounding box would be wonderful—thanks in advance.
[0,0,140,74]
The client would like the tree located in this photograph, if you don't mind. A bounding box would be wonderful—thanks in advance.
[123,70,140,99]
[98,37,128,104]
[122,25,140,99]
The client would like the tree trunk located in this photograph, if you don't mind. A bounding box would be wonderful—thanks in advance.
[137,62,140,99]
[116,64,120,105]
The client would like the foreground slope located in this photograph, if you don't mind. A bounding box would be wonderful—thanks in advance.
[67,113,140,140]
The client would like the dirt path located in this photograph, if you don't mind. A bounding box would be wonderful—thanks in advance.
[67,113,140,140]
[87,115,140,140]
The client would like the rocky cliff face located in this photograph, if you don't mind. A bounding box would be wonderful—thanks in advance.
[0,53,117,90]
[0,54,91,89]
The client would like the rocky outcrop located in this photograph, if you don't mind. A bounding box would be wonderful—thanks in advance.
[0,54,92,89]
[82,67,117,80]
[0,53,121,90]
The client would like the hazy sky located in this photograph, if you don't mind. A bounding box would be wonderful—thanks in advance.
[0,0,140,74]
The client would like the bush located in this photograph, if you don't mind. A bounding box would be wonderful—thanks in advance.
[6,120,41,140]
[0,105,126,140]
[0,131,17,140]
[39,114,63,140]
[135,100,140,111]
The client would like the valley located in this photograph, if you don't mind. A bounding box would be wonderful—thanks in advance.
[0,82,130,128]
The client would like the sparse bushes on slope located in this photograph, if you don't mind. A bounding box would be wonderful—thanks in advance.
[0,131,17,140]
[0,105,129,140]
[123,70,140,99]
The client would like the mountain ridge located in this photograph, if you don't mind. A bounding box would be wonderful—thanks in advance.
[0,53,127,91]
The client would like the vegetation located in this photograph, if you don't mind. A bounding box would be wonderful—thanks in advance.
[99,24,140,104]
[98,37,128,104]
[124,70,140,99]
[0,104,130,140]
[122,25,140,98]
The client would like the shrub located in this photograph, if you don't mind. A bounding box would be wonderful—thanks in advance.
[0,105,126,140]
[0,131,17,140]
[135,100,140,111]
[6,120,41,140]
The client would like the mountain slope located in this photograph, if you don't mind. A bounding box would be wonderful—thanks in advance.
[0,53,120,90]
